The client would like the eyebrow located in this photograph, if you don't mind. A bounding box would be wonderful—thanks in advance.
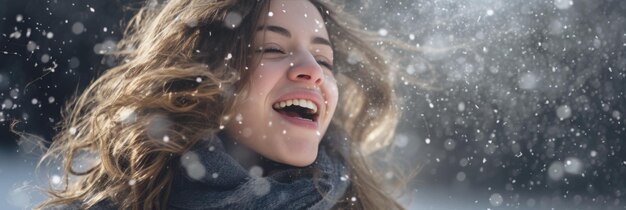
[256,25,332,48]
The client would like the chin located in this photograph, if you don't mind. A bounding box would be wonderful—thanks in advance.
[267,134,321,167]
[279,149,318,167]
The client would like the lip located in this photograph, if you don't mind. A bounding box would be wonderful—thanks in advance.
[276,113,319,129]
[272,90,324,129]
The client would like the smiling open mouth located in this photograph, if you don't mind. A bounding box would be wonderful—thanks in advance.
[272,99,319,122]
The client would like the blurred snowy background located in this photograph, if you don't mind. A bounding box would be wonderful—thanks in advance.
[1,0,625,209]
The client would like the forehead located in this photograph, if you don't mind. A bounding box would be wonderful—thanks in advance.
[259,0,328,38]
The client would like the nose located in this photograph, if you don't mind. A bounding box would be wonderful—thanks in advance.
[287,51,323,85]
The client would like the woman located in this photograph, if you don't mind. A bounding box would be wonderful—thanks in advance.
[38,0,403,209]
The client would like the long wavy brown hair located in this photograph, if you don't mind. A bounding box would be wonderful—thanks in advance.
[36,0,405,209]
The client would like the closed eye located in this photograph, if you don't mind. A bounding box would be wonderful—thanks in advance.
[317,60,334,71]
[315,56,334,73]
[256,47,285,54]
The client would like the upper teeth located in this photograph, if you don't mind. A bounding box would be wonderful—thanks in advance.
[272,99,318,114]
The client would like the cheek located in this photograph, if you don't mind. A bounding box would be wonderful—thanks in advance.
[250,61,287,84]
[326,82,339,112]
[246,66,281,97]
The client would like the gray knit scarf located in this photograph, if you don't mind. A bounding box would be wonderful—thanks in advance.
[167,127,350,210]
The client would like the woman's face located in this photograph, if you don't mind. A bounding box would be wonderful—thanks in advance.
[225,0,338,167]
